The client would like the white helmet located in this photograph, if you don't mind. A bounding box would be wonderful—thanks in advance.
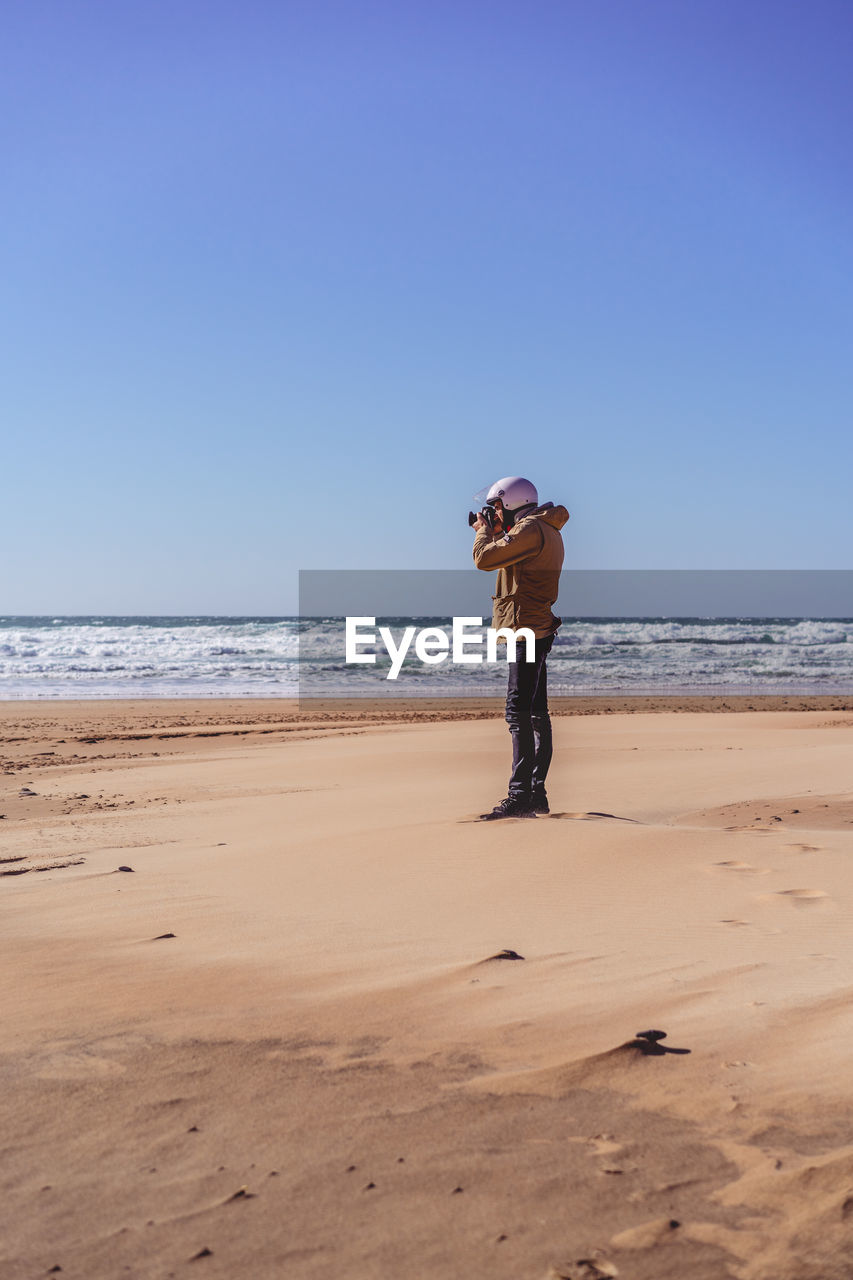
[485,476,538,513]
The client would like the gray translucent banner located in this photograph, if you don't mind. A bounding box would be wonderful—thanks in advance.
[301,569,853,618]
[297,570,853,698]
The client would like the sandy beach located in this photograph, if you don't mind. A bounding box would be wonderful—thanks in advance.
[3,696,853,1279]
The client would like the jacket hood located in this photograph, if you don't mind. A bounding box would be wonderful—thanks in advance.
[526,502,569,531]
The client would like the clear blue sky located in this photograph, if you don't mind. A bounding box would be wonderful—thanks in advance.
[4,0,852,613]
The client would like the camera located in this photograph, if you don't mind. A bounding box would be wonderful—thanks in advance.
[468,505,497,530]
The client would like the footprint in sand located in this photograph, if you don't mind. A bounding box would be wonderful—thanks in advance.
[568,1133,623,1158]
[588,1135,622,1157]
[785,843,821,853]
[775,888,829,906]
[547,811,641,824]
[460,810,640,825]
[713,861,770,875]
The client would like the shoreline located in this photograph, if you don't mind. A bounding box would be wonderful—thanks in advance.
[3,692,853,716]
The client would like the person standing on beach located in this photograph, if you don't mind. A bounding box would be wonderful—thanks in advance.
[471,476,569,820]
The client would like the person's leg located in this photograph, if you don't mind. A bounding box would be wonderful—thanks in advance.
[504,654,535,801]
[530,636,554,798]
[506,636,550,800]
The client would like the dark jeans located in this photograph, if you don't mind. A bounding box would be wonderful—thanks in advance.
[505,634,553,799]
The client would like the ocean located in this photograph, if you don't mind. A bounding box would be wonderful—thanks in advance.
[1,616,852,698]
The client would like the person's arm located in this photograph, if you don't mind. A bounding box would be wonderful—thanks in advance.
[472,520,544,570]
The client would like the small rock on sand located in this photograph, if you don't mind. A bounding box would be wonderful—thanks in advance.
[544,1257,618,1279]
[225,1186,254,1202]
[611,1217,680,1249]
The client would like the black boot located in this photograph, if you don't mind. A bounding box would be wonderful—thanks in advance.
[530,786,549,815]
[479,795,536,821]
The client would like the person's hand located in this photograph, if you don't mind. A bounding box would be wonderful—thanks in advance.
[473,512,503,534]
[473,501,505,535]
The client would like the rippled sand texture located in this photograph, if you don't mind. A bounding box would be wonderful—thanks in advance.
[2,699,853,1279]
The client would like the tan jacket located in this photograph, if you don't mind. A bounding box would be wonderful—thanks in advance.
[472,504,569,638]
